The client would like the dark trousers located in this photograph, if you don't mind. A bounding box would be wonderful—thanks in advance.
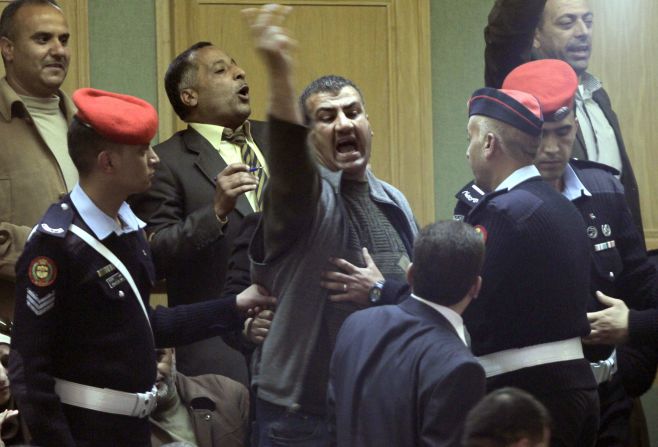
[535,388,600,447]
[64,404,151,447]
[255,398,331,447]
[596,375,633,447]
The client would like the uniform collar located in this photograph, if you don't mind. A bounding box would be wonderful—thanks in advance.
[495,164,541,192]
[411,293,467,346]
[70,183,145,240]
[562,163,592,201]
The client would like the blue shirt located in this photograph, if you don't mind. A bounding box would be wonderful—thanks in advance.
[70,183,145,240]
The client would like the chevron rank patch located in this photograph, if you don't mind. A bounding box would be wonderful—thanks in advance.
[26,289,56,316]
[28,257,57,287]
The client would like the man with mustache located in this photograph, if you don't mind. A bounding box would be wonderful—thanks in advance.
[484,0,643,240]
[150,348,249,447]
[0,0,76,324]
[131,42,272,383]
[243,5,418,445]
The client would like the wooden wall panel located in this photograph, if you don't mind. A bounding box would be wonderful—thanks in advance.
[156,0,434,225]
[0,0,89,94]
[588,0,658,249]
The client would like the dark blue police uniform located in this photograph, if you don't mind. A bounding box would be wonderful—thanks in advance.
[455,160,658,446]
[10,188,244,447]
[459,167,598,447]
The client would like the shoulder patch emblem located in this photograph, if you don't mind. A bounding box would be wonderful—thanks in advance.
[26,289,56,316]
[40,223,65,234]
[28,257,57,287]
[462,190,480,203]
[474,225,488,243]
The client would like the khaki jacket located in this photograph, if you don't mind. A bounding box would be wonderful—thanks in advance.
[0,78,75,318]
[151,373,249,447]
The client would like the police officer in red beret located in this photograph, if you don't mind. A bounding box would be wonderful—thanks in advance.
[8,88,274,447]
[461,86,599,447]
[503,59,658,447]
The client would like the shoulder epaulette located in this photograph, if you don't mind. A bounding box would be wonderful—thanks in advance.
[454,181,486,209]
[35,201,74,238]
[570,158,620,176]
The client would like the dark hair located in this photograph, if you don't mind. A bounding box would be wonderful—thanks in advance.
[67,117,111,177]
[299,75,365,125]
[0,0,60,39]
[462,387,551,447]
[411,220,484,306]
[164,41,212,120]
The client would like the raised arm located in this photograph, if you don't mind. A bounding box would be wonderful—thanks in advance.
[243,5,320,259]
[484,0,546,88]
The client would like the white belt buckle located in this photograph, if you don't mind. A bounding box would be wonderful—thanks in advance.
[590,349,617,385]
[133,385,158,418]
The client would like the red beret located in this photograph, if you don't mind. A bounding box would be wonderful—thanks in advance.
[72,88,158,145]
[502,59,578,122]
[468,87,543,136]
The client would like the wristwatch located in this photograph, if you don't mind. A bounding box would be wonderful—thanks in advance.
[368,280,385,305]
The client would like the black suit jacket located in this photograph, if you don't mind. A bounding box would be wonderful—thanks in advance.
[329,297,485,447]
[130,121,268,381]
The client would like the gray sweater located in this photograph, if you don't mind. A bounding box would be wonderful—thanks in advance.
[249,118,417,411]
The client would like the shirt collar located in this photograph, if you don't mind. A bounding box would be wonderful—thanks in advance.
[562,163,592,201]
[577,72,602,100]
[70,183,145,240]
[411,293,467,346]
[189,121,252,149]
[495,164,541,192]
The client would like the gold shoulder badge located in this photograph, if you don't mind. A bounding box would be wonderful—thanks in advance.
[28,257,58,287]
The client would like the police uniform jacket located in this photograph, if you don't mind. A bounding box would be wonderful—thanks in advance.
[9,186,245,447]
[455,161,658,354]
[460,166,595,395]
[0,78,76,318]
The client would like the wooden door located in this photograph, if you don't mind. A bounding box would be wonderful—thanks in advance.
[588,0,658,249]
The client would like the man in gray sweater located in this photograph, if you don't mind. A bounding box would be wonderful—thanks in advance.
[243,5,418,446]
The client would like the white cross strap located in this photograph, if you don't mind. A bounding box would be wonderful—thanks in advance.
[69,224,152,331]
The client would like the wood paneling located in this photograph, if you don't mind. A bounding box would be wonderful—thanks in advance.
[156,0,434,225]
[0,0,89,94]
[588,0,658,249]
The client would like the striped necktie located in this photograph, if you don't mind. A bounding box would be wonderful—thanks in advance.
[222,126,268,210]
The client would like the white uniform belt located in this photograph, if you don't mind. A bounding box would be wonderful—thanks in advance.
[590,349,617,385]
[477,337,584,378]
[54,378,157,418]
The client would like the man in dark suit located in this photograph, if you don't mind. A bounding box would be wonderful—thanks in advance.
[131,42,269,384]
[483,0,643,239]
[328,221,486,447]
